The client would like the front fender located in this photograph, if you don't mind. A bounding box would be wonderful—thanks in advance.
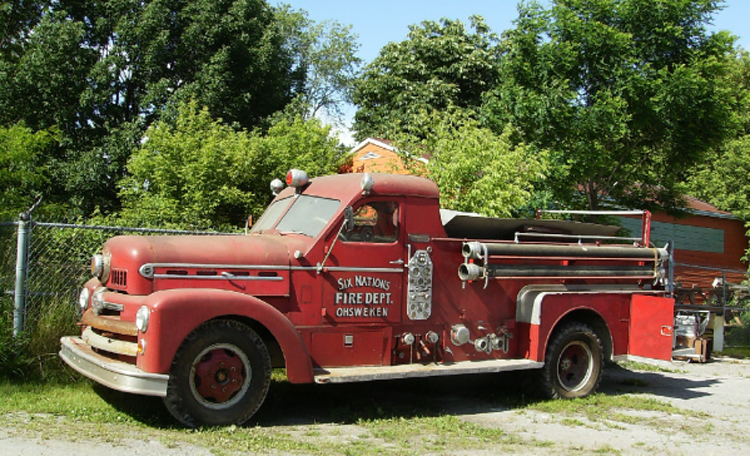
[139,289,314,383]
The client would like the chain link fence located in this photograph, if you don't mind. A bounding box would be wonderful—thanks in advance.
[1,217,229,336]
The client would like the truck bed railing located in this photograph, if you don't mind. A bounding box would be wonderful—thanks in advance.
[513,231,643,244]
[537,209,652,246]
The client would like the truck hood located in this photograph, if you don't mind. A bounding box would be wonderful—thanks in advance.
[102,234,301,295]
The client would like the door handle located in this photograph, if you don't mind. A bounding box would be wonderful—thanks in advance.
[389,259,404,265]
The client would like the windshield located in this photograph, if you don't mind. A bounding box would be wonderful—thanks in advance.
[275,195,341,237]
[250,197,292,233]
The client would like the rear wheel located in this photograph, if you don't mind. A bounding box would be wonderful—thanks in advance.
[163,319,271,427]
[536,322,603,399]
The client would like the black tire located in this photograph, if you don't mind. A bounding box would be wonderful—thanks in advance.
[536,322,603,399]
[163,319,271,427]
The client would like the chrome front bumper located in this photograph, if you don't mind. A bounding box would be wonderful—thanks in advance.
[60,336,168,397]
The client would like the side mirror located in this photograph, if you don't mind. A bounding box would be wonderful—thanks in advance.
[343,206,354,232]
[318,206,355,274]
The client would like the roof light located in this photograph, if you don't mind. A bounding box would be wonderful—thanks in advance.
[270,178,284,195]
[286,169,309,188]
[361,173,374,195]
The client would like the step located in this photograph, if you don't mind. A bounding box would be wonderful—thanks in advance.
[314,358,543,384]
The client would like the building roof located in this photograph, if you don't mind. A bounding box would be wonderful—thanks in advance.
[682,195,735,219]
[348,137,429,164]
[349,138,396,154]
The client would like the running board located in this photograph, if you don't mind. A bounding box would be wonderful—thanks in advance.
[314,358,543,384]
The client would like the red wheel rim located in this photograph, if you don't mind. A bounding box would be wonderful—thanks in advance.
[556,340,594,392]
[190,343,251,409]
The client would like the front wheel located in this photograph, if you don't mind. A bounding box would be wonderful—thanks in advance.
[536,322,603,399]
[163,319,272,427]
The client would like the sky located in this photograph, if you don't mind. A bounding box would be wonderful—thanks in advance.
[278,0,750,146]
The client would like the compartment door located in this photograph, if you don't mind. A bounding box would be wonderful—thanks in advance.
[628,295,674,361]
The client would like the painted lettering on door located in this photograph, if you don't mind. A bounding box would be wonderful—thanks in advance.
[334,275,392,318]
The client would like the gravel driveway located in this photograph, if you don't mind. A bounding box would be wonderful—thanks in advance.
[461,358,750,454]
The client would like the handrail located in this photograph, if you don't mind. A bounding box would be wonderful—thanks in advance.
[513,231,642,244]
[536,208,652,246]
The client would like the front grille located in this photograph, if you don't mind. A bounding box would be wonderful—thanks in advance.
[110,268,127,287]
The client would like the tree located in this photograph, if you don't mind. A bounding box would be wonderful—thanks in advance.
[352,16,500,140]
[688,136,750,220]
[118,103,257,229]
[0,123,57,219]
[117,102,342,229]
[394,110,548,217]
[687,51,750,219]
[0,0,305,215]
[483,0,739,212]
[247,113,345,214]
[0,0,47,60]
[275,6,362,124]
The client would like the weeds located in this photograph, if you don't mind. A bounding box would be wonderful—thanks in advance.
[716,346,750,359]
[0,295,79,383]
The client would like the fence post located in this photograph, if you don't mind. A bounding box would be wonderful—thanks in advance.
[13,212,31,336]
[13,198,40,337]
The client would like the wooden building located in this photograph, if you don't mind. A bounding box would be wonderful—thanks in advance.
[347,138,426,175]
[619,197,747,290]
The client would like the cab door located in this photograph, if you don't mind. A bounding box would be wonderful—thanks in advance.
[312,199,406,367]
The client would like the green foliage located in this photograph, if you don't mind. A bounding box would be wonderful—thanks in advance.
[395,110,549,217]
[725,311,750,347]
[118,102,343,229]
[0,123,57,219]
[276,5,362,124]
[248,113,346,214]
[0,0,46,60]
[352,16,500,140]
[688,136,750,220]
[0,295,78,383]
[687,51,750,219]
[483,0,739,212]
[0,0,325,215]
[118,103,258,229]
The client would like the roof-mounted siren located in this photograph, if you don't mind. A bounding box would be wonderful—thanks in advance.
[270,178,284,196]
[286,169,310,193]
[361,173,374,195]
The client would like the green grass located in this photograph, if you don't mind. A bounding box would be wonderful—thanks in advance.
[525,392,711,438]
[0,367,719,455]
[0,378,534,455]
[716,346,750,359]
[615,360,685,374]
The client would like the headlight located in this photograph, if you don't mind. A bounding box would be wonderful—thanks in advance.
[90,250,111,282]
[135,306,150,333]
[78,288,90,313]
[91,254,104,277]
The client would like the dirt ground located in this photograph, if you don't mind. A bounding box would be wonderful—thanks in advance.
[2,357,750,455]
[466,357,750,454]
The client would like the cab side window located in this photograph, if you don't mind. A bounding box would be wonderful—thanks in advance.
[345,201,399,243]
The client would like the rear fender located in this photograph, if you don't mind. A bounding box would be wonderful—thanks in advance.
[139,289,314,383]
[517,285,635,362]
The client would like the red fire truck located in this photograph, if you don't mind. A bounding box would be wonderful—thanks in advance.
[60,170,674,427]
